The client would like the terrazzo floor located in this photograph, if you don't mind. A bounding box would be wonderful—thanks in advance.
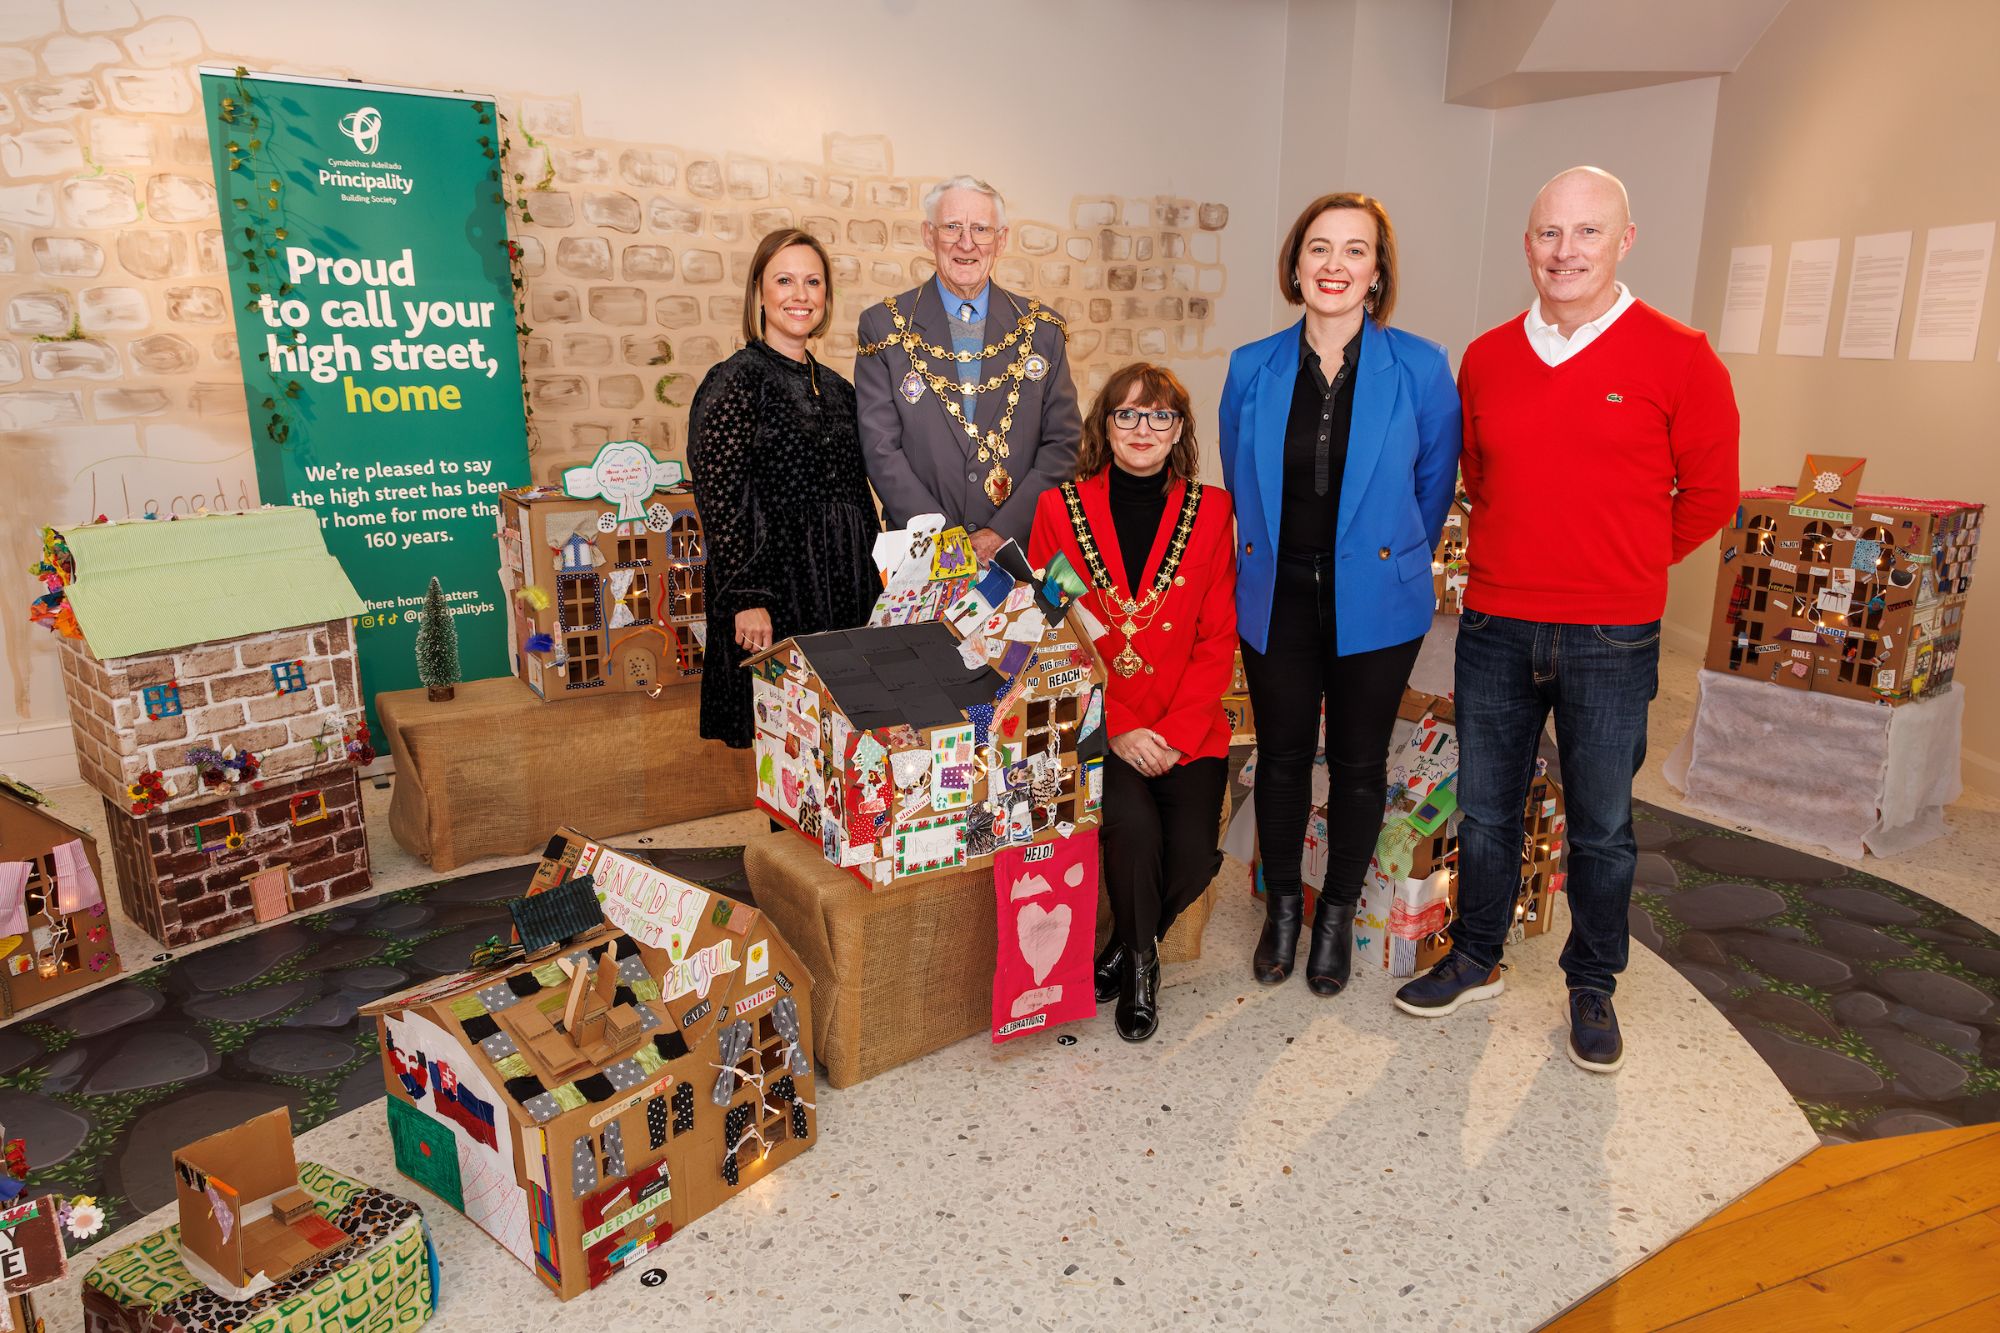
[9,632,1997,1329]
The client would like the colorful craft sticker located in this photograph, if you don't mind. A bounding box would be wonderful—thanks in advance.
[946,587,993,632]
[1084,755,1103,813]
[894,811,968,877]
[1003,606,1048,642]
[991,831,1099,1042]
[928,724,976,811]
[891,749,933,789]
[745,938,770,983]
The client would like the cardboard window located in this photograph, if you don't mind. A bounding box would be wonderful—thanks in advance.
[142,682,182,719]
[191,815,237,852]
[564,634,603,685]
[558,573,603,632]
[613,536,652,566]
[289,791,327,826]
[269,661,308,695]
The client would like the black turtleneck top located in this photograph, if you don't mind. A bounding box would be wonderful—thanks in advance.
[1106,462,1169,590]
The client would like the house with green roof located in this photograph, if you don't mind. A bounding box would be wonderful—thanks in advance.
[51,507,375,947]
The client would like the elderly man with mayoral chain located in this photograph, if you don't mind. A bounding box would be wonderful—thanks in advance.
[855,175,1081,562]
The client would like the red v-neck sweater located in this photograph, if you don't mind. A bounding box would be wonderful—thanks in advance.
[1458,300,1740,624]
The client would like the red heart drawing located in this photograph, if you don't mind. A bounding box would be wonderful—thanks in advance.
[1002,715,1021,738]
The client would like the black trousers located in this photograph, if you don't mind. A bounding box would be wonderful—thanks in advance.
[1102,752,1228,952]
[1243,552,1423,908]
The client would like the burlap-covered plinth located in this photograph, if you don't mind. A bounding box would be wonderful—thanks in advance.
[745,821,1221,1088]
[379,676,754,870]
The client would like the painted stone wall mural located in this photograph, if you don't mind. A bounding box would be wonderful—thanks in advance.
[0,4,1233,737]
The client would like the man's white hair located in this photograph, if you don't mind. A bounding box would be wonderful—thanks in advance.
[923,175,1008,227]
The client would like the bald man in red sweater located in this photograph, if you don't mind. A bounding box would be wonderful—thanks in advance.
[1393,167,1739,1074]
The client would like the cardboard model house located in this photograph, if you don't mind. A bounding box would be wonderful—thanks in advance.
[748,524,1108,887]
[43,508,372,948]
[1352,691,1565,977]
[1431,487,1473,615]
[1707,456,1983,703]
[169,1109,352,1296]
[0,775,122,1018]
[1231,689,1566,977]
[498,440,708,699]
[362,828,816,1302]
[1,1192,70,1333]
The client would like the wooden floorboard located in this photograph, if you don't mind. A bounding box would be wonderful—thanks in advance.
[1687,1123,2000,1236]
[1544,1126,2000,1333]
[1911,1291,2000,1330]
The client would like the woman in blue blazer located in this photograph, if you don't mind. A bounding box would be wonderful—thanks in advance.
[1218,192,1461,997]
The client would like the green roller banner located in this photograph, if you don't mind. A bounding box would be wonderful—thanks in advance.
[200,67,528,736]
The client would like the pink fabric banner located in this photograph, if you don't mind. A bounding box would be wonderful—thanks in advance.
[0,862,31,935]
[991,829,1099,1043]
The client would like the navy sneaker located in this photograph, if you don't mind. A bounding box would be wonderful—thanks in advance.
[1567,989,1624,1073]
[1392,952,1505,1018]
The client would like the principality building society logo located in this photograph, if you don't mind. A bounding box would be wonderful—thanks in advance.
[338,105,382,154]
[325,104,413,202]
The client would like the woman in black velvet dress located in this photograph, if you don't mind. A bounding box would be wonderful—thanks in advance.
[688,228,880,747]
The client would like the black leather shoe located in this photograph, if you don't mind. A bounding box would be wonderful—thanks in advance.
[1093,938,1126,1005]
[1305,900,1356,996]
[1115,945,1159,1042]
[1253,888,1304,985]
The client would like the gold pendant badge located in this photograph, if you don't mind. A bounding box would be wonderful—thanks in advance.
[983,460,1012,505]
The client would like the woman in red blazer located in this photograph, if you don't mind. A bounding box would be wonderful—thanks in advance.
[1029,362,1237,1042]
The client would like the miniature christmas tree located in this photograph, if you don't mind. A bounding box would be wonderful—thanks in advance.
[415,576,461,701]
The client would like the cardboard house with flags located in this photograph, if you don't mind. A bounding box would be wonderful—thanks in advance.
[497,440,708,699]
[746,524,1108,888]
[0,773,122,1017]
[40,508,373,948]
[361,827,817,1302]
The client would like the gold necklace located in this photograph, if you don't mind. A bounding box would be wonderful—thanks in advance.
[1060,479,1202,678]
[858,294,1066,506]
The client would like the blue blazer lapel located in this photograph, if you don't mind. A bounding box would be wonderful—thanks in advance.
[1337,319,1395,536]
[1252,323,1300,554]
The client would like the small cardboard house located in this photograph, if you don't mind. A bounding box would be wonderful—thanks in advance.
[0,775,121,1018]
[497,440,708,699]
[170,1109,352,1294]
[1431,487,1473,615]
[43,508,372,948]
[1231,689,1566,977]
[1705,456,1983,703]
[749,527,1108,887]
[362,828,816,1302]
[1352,691,1565,976]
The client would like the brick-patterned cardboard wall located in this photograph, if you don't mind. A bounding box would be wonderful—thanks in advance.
[56,616,361,812]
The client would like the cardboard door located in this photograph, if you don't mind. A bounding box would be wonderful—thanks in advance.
[247,866,291,924]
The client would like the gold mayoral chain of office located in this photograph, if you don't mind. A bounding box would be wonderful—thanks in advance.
[1059,478,1202,678]
[857,293,1066,507]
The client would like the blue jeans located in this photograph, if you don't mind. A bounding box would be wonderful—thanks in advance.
[1451,612,1660,995]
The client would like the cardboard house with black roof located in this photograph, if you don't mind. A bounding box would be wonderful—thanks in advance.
[361,827,816,1302]
[746,535,1109,888]
[1,774,122,1017]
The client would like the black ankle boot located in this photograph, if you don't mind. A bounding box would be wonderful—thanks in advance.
[1093,938,1126,1005]
[1116,945,1159,1042]
[1306,899,1357,996]
[1253,888,1304,985]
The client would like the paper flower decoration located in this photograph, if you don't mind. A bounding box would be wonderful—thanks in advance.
[62,1197,105,1239]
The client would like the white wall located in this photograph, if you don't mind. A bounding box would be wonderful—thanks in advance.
[1477,77,1721,333]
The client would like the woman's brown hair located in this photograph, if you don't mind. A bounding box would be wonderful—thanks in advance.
[1075,362,1201,484]
[1276,192,1399,327]
[740,227,835,344]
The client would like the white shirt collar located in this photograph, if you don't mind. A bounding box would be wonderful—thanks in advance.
[1523,282,1636,366]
